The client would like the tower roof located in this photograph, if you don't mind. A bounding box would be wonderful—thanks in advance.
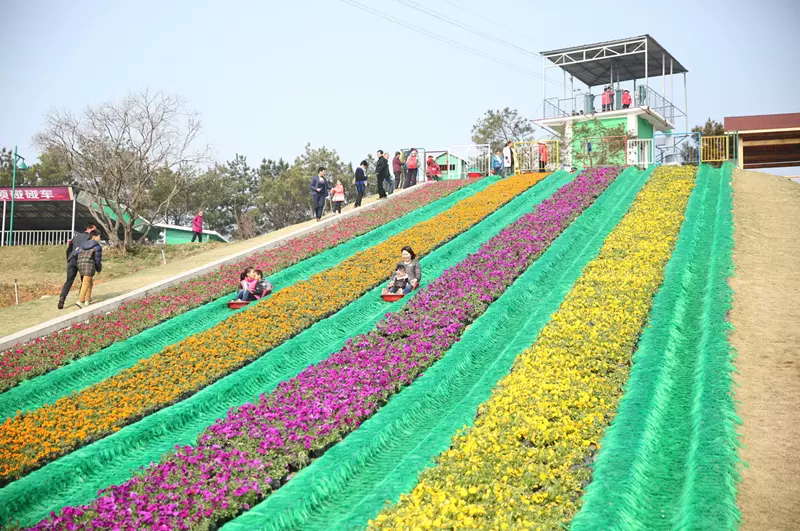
[541,35,688,87]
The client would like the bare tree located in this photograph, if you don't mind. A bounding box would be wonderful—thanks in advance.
[35,89,209,251]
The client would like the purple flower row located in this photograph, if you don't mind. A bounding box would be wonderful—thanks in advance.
[30,167,622,531]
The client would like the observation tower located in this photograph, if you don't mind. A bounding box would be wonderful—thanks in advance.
[536,35,689,168]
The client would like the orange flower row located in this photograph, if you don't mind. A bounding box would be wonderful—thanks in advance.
[0,173,547,482]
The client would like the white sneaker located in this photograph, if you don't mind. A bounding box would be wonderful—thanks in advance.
[76,301,86,309]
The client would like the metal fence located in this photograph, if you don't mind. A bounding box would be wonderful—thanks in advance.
[654,132,701,165]
[700,135,730,162]
[514,141,539,174]
[0,230,73,247]
[542,85,684,127]
[627,139,653,167]
[513,140,561,174]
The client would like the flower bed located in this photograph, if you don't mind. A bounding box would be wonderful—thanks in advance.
[0,174,542,483]
[570,165,739,530]
[24,168,619,531]
[368,165,696,530]
[0,181,470,393]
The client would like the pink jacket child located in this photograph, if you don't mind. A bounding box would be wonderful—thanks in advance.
[236,268,259,302]
[330,180,346,215]
[331,182,345,202]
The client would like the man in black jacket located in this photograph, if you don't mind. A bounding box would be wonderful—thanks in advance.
[58,222,97,309]
[375,150,389,199]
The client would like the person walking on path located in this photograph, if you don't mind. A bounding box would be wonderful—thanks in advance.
[191,209,204,242]
[58,222,97,309]
[503,141,515,177]
[73,229,103,308]
[393,151,403,190]
[353,160,368,207]
[384,151,395,194]
[538,142,549,172]
[311,167,330,221]
[330,179,346,214]
[375,150,389,199]
[492,150,504,176]
[404,149,420,188]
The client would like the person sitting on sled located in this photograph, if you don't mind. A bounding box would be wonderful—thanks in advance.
[252,269,273,299]
[385,263,412,295]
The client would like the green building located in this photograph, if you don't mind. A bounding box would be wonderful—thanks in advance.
[151,223,229,244]
[80,191,228,245]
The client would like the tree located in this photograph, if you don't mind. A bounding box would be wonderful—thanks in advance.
[571,119,627,167]
[218,154,261,239]
[35,89,209,251]
[259,144,353,230]
[471,108,535,152]
[0,147,72,187]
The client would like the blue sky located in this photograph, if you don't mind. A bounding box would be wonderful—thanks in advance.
[2,0,799,172]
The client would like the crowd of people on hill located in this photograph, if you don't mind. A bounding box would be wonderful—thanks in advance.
[310,148,436,223]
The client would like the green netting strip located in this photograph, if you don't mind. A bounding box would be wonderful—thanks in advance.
[219,167,654,531]
[1,171,574,528]
[0,177,497,420]
[570,164,740,530]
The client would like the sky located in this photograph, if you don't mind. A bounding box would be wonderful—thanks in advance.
[2,0,799,173]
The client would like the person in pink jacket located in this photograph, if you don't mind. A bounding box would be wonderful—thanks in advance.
[191,209,204,242]
[235,267,258,302]
[330,179,346,215]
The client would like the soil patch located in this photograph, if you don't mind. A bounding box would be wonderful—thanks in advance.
[731,168,800,530]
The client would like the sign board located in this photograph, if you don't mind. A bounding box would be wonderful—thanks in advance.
[0,187,73,201]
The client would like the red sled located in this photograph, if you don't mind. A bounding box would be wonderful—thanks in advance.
[228,289,272,310]
[380,283,418,302]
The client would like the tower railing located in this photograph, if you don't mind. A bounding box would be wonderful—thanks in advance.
[542,85,685,127]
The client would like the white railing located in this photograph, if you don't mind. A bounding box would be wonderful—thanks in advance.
[0,230,73,247]
[627,139,653,168]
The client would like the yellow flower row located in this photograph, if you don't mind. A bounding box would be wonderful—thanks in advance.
[0,173,548,483]
[369,166,696,530]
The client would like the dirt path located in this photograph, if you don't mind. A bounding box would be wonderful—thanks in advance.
[0,195,383,336]
[731,169,800,530]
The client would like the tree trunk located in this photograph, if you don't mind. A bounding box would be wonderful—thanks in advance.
[123,225,134,252]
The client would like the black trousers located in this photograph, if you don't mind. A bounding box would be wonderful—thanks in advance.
[191,231,203,242]
[394,170,403,189]
[313,193,326,219]
[404,168,418,188]
[377,176,387,198]
[59,261,79,302]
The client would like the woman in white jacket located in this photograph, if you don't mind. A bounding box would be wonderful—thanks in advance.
[502,140,515,177]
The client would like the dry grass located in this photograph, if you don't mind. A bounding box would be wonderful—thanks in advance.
[0,243,223,308]
[731,168,800,530]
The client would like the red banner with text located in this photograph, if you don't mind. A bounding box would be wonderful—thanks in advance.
[0,187,73,201]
